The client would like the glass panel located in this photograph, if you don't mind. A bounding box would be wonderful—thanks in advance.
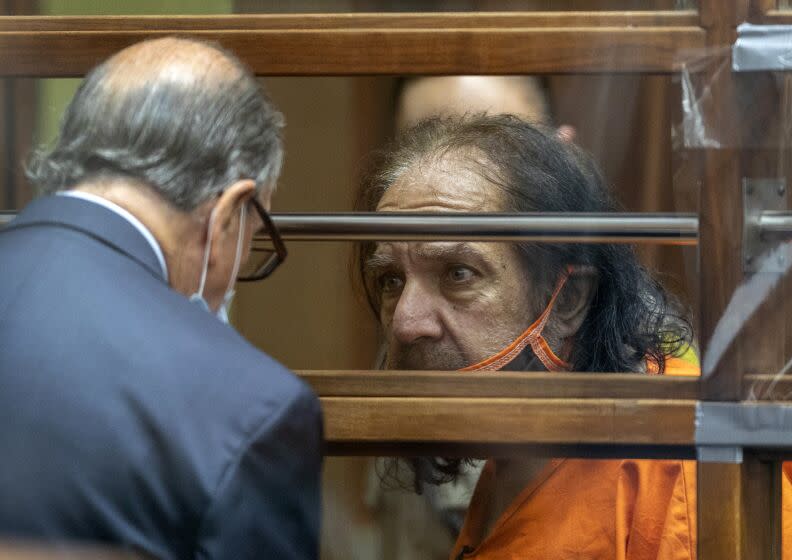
[3,72,697,355]
[2,63,708,560]
[7,13,792,560]
[676,46,791,399]
[6,0,698,15]
[243,73,695,370]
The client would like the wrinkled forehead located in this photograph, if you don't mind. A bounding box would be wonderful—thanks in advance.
[367,240,524,277]
[370,241,487,262]
[376,153,505,214]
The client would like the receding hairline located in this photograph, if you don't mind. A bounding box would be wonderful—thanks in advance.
[378,141,509,210]
[100,37,245,94]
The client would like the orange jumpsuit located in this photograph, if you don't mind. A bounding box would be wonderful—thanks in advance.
[451,358,792,560]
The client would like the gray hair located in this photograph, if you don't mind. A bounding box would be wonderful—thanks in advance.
[27,38,283,211]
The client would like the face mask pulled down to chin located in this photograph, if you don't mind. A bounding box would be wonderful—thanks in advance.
[459,271,572,373]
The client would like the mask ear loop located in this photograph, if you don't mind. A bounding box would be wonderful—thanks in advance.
[195,202,247,301]
[195,207,219,299]
[225,204,247,295]
[461,265,592,372]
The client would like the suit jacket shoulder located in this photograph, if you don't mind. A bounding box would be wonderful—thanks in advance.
[0,196,322,559]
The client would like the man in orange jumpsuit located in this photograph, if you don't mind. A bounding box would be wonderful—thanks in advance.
[356,113,790,559]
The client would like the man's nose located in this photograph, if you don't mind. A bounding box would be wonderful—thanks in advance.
[390,281,444,345]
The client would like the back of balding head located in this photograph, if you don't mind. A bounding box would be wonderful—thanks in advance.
[102,37,242,95]
[27,36,283,211]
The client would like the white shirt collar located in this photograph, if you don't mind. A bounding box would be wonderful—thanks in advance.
[57,190,169,281]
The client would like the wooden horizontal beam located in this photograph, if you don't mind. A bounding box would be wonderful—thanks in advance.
[0,15,706,77]
[299,370,700,399]
[302,371,792,402]
[299,373,792,456]
[0,12,701,31]
[0,541,148,559]
[319,396,696,456]
[749,8,792,23]
[322,396,696,444]
[743,374,792,401]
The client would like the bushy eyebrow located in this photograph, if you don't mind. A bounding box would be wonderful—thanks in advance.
[365,242,491,275]
[414,243,488,263]
[365,252,397,275]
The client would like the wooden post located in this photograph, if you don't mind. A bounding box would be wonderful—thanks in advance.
[0,0,36,209]
[697,1,783,558]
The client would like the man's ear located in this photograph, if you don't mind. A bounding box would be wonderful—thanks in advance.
[553,270,597,339]
[208,179,256,263]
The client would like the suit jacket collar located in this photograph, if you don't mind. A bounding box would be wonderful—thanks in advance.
[8,195,167,283]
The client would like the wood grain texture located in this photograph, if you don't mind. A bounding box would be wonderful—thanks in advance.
[695,3,742,560]
[748,0,778,19]
[751,9,792,23]
[298,370,700,399]
[320,397,695,445]
[697,0,743,400]
[0,0,36,210]
[742,457,783,560]
[0,25,705,77]
[745,375,792,400]
[695,2,784,559]
[697,462,743,559]
[697,457,782,560]
[0,541,151,559]
[0,12,702,31]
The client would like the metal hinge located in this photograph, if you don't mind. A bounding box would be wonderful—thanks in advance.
[743,178,791,274]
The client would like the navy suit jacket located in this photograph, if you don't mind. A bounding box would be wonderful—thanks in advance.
[0,195,323,559]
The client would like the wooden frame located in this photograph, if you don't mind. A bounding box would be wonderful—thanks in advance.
[300,372,792,455]
[697,1,785,556]
[299,372,697,457]
[750,0,792,22]
[3,3,789,559]
[0,13,705,76]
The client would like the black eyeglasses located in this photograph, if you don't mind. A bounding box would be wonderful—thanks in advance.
[237,197,288,282]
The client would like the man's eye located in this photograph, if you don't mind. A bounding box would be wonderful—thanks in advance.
[447,265,475,284]
[378,274,404,293]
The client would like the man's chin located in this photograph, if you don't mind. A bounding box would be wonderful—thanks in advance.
[388,347,468,371]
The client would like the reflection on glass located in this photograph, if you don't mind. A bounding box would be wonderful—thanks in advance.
[342,114,698,560]
[9,0,698,14]
[358,115,694,372]
[5,72,698,364]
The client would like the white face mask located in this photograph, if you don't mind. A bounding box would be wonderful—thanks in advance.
[189,204,247,324]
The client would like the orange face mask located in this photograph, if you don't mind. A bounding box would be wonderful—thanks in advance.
[460,270,573,373]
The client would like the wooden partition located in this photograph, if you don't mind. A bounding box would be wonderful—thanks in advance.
[2,3,790,558]
[0,12,703,76]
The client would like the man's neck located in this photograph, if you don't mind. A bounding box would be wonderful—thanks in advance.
[480,457,551,538]
[70,180,204,297]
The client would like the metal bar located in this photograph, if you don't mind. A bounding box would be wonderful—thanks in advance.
[269,212,699,244]
[3,210,791,245]
[759,211,792,241]
[0,210,699,244]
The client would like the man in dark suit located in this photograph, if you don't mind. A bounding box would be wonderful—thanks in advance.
[0,37,323,559]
